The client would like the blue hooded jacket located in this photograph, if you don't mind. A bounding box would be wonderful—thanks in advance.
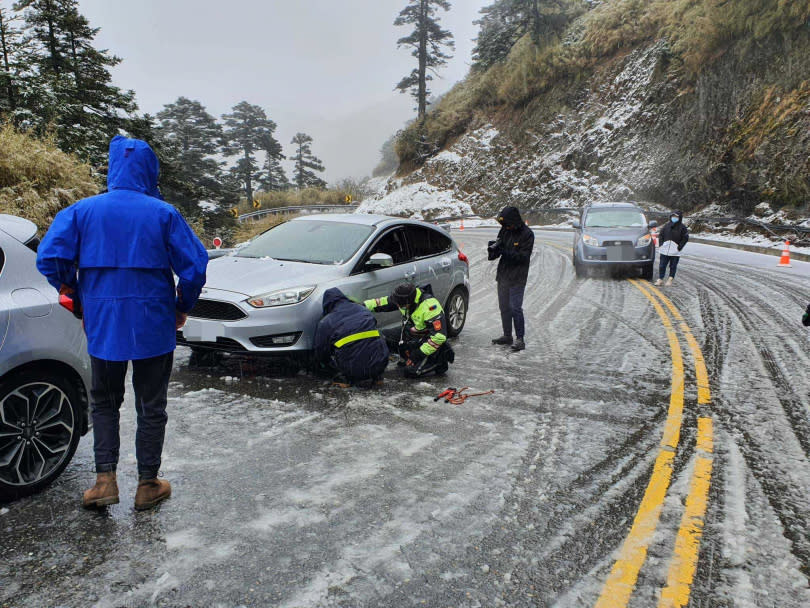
[313,288,389,381]
[37,135,208,361]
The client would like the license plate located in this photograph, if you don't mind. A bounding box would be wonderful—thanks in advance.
[606,246,632,262]
[183,319,222,342]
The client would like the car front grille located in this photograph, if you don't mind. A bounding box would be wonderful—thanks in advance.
[176,332,247,352]
[188,299,247,321]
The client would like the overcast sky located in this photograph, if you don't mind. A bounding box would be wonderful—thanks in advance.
[76,0,490,184]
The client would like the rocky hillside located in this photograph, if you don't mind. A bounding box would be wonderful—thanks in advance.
[370,0,810,222]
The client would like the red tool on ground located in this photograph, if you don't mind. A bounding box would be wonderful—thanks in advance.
[434,387,495,405]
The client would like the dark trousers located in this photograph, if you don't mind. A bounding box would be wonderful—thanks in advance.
[498,282,526,339]
[659,255,681,279]
[90,352,173,479]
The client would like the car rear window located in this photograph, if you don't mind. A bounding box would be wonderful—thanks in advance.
[236,220,374,265]
[585,210,646,228]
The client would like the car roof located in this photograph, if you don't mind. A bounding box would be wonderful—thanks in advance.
[586,202,642,210]
[0,214,38,243]
[291,213,445,230]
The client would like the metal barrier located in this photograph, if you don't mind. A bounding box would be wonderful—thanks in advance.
[237,204,358,223]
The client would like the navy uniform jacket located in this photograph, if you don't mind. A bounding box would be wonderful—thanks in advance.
[36,136,208,362]
[313,288,389,380]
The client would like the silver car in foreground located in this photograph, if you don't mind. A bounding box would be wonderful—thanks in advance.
[0,215,91,502]
[178,214,471,365]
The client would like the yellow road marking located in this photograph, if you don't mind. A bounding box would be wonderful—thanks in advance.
[644,288,715,608]
[594,280,685,608]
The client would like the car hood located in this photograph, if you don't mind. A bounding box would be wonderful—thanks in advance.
[204,255,346,297]
[583,227,648,244]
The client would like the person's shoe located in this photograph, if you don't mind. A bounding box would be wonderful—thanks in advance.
[134,478,171,511]
[82,472,119,509]
[492,335,513,345]
[654,278,663,286]
[511,338,526,352]
[665,277,674,287]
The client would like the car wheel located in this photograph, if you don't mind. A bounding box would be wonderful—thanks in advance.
[445,287,468,337]
[641,262,654,281]
[574,259,586,278]
[0,370,82,502]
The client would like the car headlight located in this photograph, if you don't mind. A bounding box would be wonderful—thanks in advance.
[636,234,652,247]
[247,286,315,308]
[582,234,599,247]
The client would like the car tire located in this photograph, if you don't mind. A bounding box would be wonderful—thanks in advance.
[574,259,586,278]
[641,262,654,281]
[445,287,468,337]
[0,370,82,502]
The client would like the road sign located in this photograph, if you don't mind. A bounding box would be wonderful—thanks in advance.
[230,208,239,218]
[345,195,353,204]
[253,199,262,209]
[213,237,223,249]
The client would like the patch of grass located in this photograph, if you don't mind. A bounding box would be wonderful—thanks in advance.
[0,123,99,229]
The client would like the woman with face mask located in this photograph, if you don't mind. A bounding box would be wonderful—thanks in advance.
[655,210,689,286]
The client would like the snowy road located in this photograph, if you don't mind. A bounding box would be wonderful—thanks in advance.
[2,230,809,607]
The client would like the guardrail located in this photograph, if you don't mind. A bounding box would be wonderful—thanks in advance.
[237,204,358,223]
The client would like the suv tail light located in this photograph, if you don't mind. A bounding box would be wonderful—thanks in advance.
[458,250,469,265]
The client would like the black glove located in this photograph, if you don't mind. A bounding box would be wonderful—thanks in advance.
[803,304,810,327]
[487,240,501,260]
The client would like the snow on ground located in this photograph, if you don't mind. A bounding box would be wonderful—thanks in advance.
[692,230,810,255]
[355,182,474,220]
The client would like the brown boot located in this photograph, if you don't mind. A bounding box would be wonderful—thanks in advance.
[134,478,172,511]
[82,472,119,509]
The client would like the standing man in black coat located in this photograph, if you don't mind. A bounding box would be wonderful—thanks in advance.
[488,206,535,351]
[655,210,689,286]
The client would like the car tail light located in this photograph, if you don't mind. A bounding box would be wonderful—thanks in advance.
[458,250,469,265]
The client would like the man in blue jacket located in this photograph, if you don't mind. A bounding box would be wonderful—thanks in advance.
[313,288,389,387]
[37,136,208,511]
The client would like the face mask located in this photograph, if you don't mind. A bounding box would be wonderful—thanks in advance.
[671,216,679,224]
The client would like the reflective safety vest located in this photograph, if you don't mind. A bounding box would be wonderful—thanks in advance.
[334,329,381,349]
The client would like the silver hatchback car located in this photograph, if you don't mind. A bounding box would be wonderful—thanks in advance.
[178,214,471,364]
[0,214,91,502]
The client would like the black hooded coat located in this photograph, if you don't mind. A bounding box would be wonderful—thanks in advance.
[488,206,535,285]
[658,210,689,252]
[313,288,389,381]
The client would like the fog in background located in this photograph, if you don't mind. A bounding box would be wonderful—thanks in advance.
[77,0,490,183]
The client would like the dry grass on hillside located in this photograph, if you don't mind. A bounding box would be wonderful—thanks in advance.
[232,213,296,244]
[0,124,99,229]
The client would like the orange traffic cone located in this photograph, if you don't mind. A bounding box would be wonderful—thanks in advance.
[459,218,465,231]
[778,240,792,267]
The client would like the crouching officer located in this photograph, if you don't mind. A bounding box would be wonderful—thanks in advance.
[313,288,389,387]
[365,283,454,378]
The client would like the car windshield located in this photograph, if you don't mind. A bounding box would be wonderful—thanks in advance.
[585,209,646,228]
[236,220,374,264]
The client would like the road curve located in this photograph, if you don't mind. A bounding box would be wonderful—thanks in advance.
[1,229,808,607]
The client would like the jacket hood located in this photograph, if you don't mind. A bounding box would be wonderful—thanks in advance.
[670,210,684,221]
[107,135,160,197]
[323,287,349,314]
[498,206,524,229]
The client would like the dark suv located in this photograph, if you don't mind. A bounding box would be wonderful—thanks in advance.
[572,203,657,279]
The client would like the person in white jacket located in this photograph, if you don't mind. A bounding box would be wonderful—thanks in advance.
[655,210,689,286]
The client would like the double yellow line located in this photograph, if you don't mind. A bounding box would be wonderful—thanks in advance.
[595,280,714,608]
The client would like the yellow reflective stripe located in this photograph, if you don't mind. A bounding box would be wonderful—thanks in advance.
[420,342,437,356]
[334,330,381,349]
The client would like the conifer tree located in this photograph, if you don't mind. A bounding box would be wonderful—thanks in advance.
[290,133,326,190]
[221,101,279,203]
[259,131,289,191]
[394,0,454,121]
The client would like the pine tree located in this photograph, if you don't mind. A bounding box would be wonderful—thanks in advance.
[394,0,454,121]
[14,0,138,163]
[155,97,225,212]
[221,101,279,203]
[472,0,585,69]
[258,131,289,191]
[290,133,326,190]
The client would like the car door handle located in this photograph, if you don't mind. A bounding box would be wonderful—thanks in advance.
[404,271,416,279]
[440,259,451,268]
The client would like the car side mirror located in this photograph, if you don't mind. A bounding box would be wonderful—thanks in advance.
[648,220,658,228]
[365,253,394,270]
[572,221,581,229]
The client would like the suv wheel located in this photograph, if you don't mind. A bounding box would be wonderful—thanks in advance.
[445,287,468,337]
[0,370,82,502]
